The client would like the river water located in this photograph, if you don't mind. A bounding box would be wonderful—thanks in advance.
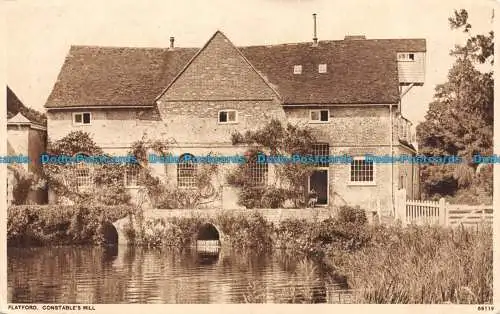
[8,246,354,304]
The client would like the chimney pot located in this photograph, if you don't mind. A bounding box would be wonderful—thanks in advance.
[170,37,175,49]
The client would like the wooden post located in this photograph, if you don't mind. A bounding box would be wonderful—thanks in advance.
[438,198,447,226]
[395,189,406,225]
[377,199,381,224]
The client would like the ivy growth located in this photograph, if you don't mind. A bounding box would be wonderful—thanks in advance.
[228,119,318,208]
[43,131,131,205]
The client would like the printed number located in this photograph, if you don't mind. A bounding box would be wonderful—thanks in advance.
[477,305,494,311]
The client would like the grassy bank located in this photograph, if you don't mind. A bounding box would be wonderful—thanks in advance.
[327,224,493,304]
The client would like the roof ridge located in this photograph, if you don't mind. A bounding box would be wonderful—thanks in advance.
[68,37,426,51]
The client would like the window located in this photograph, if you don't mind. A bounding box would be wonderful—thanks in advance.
[218,110,237,124]
[318,64,327,73]
[247,153,268,186]
[73,112,92,125]
[75,162,92,190]
[311,143,329,167]
[397,52,415,61]
[310,109,329,123]
[350,157,375,184]
[293,65,302,74]
[124,166,140,187]
[177,153,197,188]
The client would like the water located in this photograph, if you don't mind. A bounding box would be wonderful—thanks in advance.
[8,246,353,304]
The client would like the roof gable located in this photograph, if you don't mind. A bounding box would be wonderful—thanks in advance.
[158,31,280,102]
[8,112,31,124]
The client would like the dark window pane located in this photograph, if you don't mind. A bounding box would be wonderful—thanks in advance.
[320,110,329,121]
[74,114,82,123]
[219,111,227,122]
[83,113,91,124]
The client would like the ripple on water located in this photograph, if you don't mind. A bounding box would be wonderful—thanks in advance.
[7,246,350,304]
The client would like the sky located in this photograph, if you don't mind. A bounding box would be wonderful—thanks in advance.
[4,0,496,124]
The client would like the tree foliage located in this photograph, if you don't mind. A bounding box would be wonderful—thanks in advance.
[417,9,493,200]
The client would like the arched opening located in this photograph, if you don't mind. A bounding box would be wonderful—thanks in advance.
[196,223,221,255]
[197,223,220,241]
[102,222,119,246]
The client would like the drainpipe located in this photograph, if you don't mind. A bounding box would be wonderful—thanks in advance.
[390,103,395,216]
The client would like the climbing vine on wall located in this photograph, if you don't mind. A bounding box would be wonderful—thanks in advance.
[228,119,318,208]
[126,135,221,209]
[43,131,131,205]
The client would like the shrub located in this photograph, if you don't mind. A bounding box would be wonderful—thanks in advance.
[336,205,367,225]
[7,204,134,246]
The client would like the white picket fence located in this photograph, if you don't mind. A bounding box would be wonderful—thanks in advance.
[395,190,493,228]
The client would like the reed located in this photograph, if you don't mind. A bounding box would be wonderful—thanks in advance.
[329,224,493,304]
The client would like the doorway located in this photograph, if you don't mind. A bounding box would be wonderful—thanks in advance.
[309,169,328,205]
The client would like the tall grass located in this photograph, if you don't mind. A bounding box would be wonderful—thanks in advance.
[329,224,493,304]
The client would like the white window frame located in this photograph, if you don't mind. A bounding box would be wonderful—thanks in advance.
[218,110,238,124]
[309,109,330,123]
[293,65,302,74]
[397,52,416,62]
[348,156,376,186]
[72,112,92,126]
[248,153,268,187]
[177,153,198,189]
[75,162,93,191]
[318,64,327,73]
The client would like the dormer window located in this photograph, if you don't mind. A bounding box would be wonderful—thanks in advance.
[73,112,91,125]
[397,53,415,61]
[318,64,327,73]
[293,65,302,74]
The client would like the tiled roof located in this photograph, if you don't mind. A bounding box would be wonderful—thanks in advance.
[45,36,425,108]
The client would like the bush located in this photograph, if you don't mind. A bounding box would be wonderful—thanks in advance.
[215,211,273,250]
[336,205,367,225]
[7,204,134,246]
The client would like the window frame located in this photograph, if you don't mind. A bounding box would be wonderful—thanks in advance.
[293,65,302,75]
[72,112,92,126]
[74,160,93,191]
[177,153,198,189]
[309,109,330,123]
[397,52,416,62]
[124,166,141,188]
[348,156,376,186]
[217,109,238,124]
[247,152,268,187]
[318,63,327,73]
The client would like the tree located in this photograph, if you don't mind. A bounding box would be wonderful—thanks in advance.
[417,9,493,200]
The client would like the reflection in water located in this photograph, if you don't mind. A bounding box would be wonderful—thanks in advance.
[8,246,348,304]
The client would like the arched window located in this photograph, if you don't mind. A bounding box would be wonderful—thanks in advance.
[247,152,268,186]
[177,153,197,188]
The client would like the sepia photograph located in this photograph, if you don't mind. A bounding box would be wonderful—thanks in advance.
[3,0,496,308]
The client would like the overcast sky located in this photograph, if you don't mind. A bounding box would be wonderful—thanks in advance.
[5,0,495,124]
